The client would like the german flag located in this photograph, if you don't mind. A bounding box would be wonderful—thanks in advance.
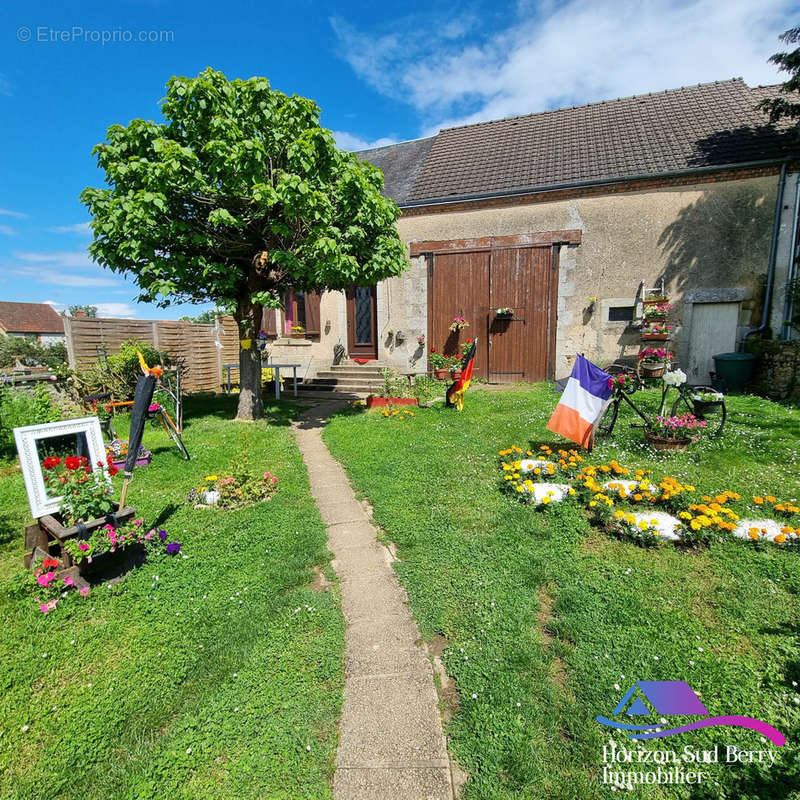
[446,338,477,411]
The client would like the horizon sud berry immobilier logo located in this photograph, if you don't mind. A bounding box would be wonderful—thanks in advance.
[596,680,787,790]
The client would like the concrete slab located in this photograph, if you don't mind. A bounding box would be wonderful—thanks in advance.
[336,672,448,768]
[340,575,411,622]
[333,767,453,800]
[326,521,378,553]
[345,614,426,676]
[317,499,368,526]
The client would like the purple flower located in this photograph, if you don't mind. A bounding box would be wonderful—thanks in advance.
[166,542,181,555]
[158,529,167,541]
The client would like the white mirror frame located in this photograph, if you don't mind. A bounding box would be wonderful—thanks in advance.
[13,416,109,519]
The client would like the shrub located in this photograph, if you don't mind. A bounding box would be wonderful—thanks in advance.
[0,384,62,451]
[0,337,68,370]
[76,340,166,399]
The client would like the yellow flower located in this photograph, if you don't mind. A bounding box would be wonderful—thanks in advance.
[542,497,551,504]
[775,533,786,544]
[504,475,513,481]
[690,520,701,531]
[516,485,524,493]
[748,529,759,540]
[613,510,625,519]
[765,495,776,503]
[638,521,649,530]
[678,511,692,520]
[624,513,636,525]
[753,496,764,505]
[205,475,218,481]
[589,501,597,507]
[568,488,576,496]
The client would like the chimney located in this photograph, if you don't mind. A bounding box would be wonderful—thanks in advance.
[75,310,86,318]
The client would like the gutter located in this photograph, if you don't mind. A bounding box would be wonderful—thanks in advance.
[399,158,793,210]
[742,161,789,344]
[780,174,800,340]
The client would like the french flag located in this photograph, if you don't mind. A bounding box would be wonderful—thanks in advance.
[546,356,613,448]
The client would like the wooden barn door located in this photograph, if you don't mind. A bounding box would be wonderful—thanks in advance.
[428,250,490,378]
[346,286,378,359]
[426,241,559,382]
[488,245,557,382]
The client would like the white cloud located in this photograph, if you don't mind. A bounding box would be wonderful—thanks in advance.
[13,250,95,268]
[94,302,137,318]
[332,130,398,151]
[8,266,121,288]
[333,0,794,135]
[47,222,92,235]
[0,224,16,236]
[43,300,66,313]
[0,208,28,218]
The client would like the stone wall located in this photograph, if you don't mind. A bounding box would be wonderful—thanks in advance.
[753,340,800,401]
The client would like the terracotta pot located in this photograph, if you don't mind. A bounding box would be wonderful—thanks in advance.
[641,333,669,341]
[365,396,419,408]
[640,363,666,378]
[450,369,463,380]
[645,431,691,452]
[433,368,449,380]
[290,332,305,339]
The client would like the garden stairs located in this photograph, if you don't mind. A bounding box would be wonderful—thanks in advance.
[297,362,390,396]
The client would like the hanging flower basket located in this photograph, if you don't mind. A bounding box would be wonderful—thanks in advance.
[640,363,666,378]
[644,431,691,451]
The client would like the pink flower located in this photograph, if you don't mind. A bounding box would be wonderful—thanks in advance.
[63,576,75,587]
[79,586,89,598]
[37,572,55,587]
[39,603,51,614]
[272,477,278,483]
[145,532,152,540]
[46,599,57,611]
[78,542,89,551]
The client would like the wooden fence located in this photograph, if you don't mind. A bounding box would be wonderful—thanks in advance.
[63,315,239,392]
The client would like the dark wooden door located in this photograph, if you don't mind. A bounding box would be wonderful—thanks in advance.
[428,244,557,382]
[488,245,556,382]
[346,286,378,359]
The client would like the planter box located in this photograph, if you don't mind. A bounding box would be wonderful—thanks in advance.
[643,298,668,306]
[641,333,670,341]
[645,431,691,452]
[35,502,137,568]
[110,452,152,470]
[365,396,419,408]
[290,332,306,339]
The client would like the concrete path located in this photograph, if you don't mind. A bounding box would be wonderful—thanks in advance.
[292,401,459,800]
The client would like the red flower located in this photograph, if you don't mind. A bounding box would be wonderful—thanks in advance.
[430,346,437,352]
[84,466,92,474]
[42,557,59,569]
[65,456,80,471]
[607,378,614,389]
[108,464,119,477]
[42,456,61,470]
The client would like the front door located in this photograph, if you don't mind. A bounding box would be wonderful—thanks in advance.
[346,286,378,359]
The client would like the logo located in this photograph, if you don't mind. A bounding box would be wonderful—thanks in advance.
[596,681,786,746]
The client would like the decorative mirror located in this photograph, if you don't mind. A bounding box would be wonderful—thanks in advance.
[13,417,108,519]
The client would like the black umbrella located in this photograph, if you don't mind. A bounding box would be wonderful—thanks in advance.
[118,373,156,508]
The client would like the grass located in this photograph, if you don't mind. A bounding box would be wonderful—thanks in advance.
[0,395,344,800]
[323,384,800,799]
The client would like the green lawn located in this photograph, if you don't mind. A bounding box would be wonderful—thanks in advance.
[323,385,800,800]
[0,396,344,800]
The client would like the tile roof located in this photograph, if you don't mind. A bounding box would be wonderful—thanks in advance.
[359,79,797,206]
[356,136,436,204]
[0,301,64,334]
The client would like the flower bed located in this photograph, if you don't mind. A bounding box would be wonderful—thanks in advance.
[497,447,799,548]
[365,396,418,408]
[188,454,279,510]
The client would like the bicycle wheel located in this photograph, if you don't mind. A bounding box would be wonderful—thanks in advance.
[160,409,190,460]
[596,398,619,436]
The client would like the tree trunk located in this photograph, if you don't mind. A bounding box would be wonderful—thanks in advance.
[235,301,264,421]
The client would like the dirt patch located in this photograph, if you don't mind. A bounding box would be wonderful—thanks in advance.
[308,565,331,593]
[0,463,20,478]
[423,634,461,725]
[581,528,612,554]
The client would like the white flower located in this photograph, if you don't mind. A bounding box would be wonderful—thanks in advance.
[20,724,29,732]
[186,747,192,754]
[471,693,477,699]
[663,369,687,387]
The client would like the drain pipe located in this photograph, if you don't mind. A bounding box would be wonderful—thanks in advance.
[743,161,788,346]
[781,173,800,339]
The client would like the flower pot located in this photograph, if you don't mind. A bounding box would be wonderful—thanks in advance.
[110,452,151,470]
[290,332,305,339]
[365,396,419,408]
[450,369,463,380]
[640,363,666,378]
[641,333,669,341]
[240,339,252,349]
[644,431,691,452]
[78,541,146,578]
[433,368,449,380]
[643,298,668,306]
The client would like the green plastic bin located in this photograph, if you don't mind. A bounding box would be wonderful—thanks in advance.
[712,352,757,393]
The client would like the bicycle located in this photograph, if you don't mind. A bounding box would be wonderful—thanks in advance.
[595,365,727,439]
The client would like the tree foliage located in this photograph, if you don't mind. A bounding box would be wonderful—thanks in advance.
[759,27,800,124]
[69,304,98,318]
[81,68,408,418]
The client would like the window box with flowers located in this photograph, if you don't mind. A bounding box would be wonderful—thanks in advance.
[290,325,306,339]
[641,322,673,340]
[638,347,673,378]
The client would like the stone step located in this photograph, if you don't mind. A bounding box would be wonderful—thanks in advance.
[316,369,386,380]
[303,377,385,390]
[297,383,379,394]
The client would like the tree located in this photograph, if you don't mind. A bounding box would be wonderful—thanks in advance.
[180,308,225,324]
[69,304,98,318]
[81,68,408,420]
[759,26,800,124]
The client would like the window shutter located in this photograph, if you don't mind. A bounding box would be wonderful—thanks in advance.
[261,307,278,337]
[304,290,321,335]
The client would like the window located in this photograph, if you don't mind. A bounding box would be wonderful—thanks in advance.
[608,305,635,323]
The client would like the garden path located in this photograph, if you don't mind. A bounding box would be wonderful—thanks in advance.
[292,400,459,800]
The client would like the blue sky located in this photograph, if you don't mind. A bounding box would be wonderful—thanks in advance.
[1,0,797,319]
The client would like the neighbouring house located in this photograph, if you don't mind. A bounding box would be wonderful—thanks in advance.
[264,78,799,391]
[0,301,65,344]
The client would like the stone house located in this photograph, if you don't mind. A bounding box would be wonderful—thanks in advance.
[263,79,798,391]
[0,301,65,345]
